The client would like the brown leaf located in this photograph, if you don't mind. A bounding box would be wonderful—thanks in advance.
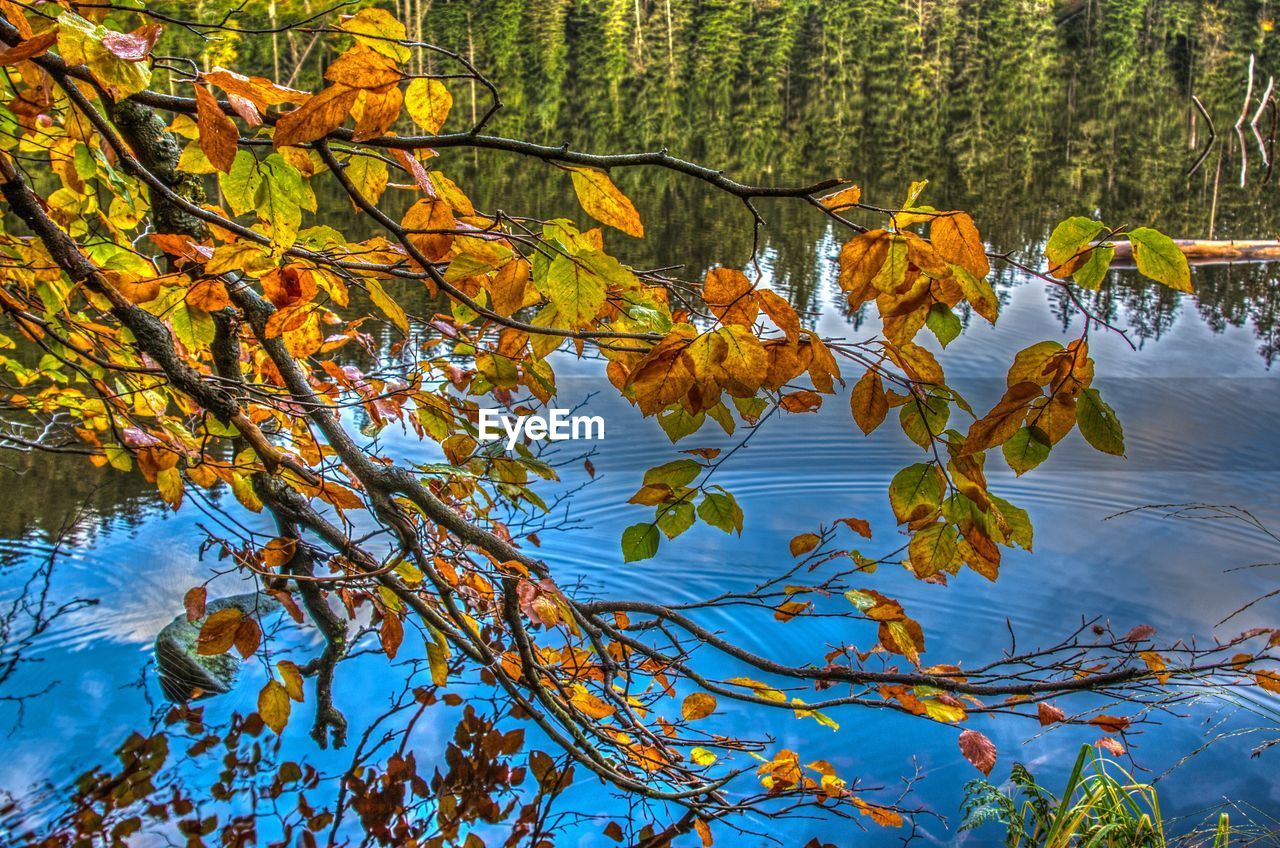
[628,334,695,416]
[380,612,404,659]
[1123,624,1156,643]
[402,197,456,263]
[0,30,56,66]
[233,617,261,659]
[1037,702,1065,726]
[183,586,207,623]
[958,729,997,776]
[1095,736,1126,757]
[194,83,239,173]
[780,390,822,413]
[325,44,402,89]
[837,517,873,538]
[837,230,891,300]
[196,607,244,656]
[819,184,862,211]
[962,381,1043,454]
[1089,714,1131,734]
[756,288,801,344]
[186,278,230,312]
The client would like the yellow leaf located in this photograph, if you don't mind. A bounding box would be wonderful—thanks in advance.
[566,166,644,237]
[366,278,409,334]
[259,679,291,734]
[681,692,717,721]
[277,660,305,702]
[405,77,453,133]
[569,684,615,719]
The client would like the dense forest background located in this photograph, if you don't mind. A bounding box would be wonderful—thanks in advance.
[149,0,1278,231]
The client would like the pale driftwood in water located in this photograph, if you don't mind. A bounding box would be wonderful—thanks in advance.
[1110,238,1280,266]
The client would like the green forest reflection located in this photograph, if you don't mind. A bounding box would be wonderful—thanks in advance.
[150,0,1280,360]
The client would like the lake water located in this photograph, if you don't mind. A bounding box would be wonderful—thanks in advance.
[7,2,1280,845]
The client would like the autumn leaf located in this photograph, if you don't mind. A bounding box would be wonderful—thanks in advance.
[819,184,862,210]
[961,381,1042,454]
[930,212,989,279]
[1044,216,1106,274]
[274,85,359,149]
[183,586,207,622]
[789,533,821,557]
[850,369,889,435]
[196,607,243,655]
[621,522,660,562]
[958,729,997,776]
[278,660,305,702]
[1037,702,1066,726]
[544,253,608,327]
[681,692,716,721]
[565,166,644,237]
[259,679,291,734]
[405,77,453,133]
[196,81,244,173]
[1076,387,1124,456]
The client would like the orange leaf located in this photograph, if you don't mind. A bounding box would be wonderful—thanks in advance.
[196,607,243,656]
[194,83,239,173]
[789,533,821,557]
[930,212,989,279]
[274,85,358,149]
[850,369,888,435]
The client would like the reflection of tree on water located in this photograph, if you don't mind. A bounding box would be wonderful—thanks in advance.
[130,0,1280,357]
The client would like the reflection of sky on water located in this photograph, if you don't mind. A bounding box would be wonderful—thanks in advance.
[4,263,1280,845]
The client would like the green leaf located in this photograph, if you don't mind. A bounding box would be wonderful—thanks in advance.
[621,522,660,562]
[899,392,949,449]
[656,501,696,540]
[1044,217,1106,268]
[1003,426,1051,475]
[56,13,152,98]
[657,406,705,442]
[1127,227,1192,293]
[219,150,262,217]
[171,304,215,350]
[543,253,607,327]
[1072,244,1115,291]
[697,491,743,535]
[925,303,962,347]
[643,459,701,489]
[908,523,959,578]
[888,463,944,523]
[1076,387,1125,456]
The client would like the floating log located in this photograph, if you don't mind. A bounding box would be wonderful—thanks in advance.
[1110,239,1280,267]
